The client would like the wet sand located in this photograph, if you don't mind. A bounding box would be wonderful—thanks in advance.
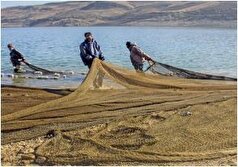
[1,60,237,166]
[2,86,67,116]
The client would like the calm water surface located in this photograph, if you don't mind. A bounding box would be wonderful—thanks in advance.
[1,27,237,88]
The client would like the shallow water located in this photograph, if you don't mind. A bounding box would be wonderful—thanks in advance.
[1,27,236,88]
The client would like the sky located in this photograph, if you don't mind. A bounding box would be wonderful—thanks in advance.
[0,0,129,8]
[1,1,60,8]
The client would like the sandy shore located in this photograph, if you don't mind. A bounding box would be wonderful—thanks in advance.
[1,85,75,116]
[2,83,237,166]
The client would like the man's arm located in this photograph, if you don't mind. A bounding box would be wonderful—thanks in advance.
[95,42,105,61]
[13,50,26,62]
[132,46,154,62]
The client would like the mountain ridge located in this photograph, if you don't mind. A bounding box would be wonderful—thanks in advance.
[1,1,237,28]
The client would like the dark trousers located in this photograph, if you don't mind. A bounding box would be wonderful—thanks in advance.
[130,57,144,72]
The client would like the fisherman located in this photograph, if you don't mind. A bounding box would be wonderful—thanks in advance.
[126,41,155,72]
[79,32,105,88]
[7,43,27,73]
[79,32,105,69]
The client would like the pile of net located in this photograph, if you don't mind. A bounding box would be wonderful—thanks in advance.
[146,61,236,81]
[2,59,237,165]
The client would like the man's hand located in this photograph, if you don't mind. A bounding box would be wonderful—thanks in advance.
[89,55,96,60]
[18,58,27,63]
[22,59,28,64]
[144,55,155,63]
[99,55,105,61]
[148,60,156,65]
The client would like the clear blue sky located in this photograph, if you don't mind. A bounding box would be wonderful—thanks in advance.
[1,1,60,8]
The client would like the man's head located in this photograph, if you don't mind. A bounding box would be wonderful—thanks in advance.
[84,32,93,42]
[126,41,133,49]
[7,43,14,50]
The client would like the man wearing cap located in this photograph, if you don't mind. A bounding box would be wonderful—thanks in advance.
[79,32,105,69]
[126,41,155,72]
[7,43,27,73]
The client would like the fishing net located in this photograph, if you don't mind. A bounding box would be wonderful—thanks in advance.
[25,62,60,74]
[2,58,237,165]
[146,61,237,81]
[25,59,237,81]
[25,62,70,75]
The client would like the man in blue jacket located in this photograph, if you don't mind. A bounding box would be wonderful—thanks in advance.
[80,32,105,69]
[79,32,105,88]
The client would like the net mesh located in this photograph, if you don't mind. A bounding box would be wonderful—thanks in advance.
[148,61,237,81]
[2,59,237,165]
[25,62,67,74]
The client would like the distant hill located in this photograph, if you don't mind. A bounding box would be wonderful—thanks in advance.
[1,1,237,28]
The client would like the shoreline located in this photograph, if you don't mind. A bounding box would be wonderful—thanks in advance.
[1,84,77,92]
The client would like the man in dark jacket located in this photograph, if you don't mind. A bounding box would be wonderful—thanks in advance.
[80,32,105,69]
[126,41,155,72]
[7,43,27,72]
[79,32,105,88]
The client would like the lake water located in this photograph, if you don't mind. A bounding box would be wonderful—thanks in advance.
[1,27,237,88]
